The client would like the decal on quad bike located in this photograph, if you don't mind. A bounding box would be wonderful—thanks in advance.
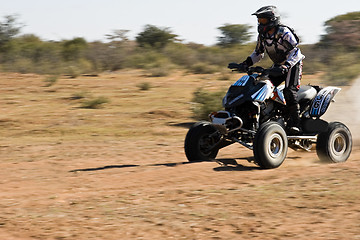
[310,87,341,117]
[233,75,250,86]
[271,88,286,105]
[233,74,258,87]
[251,80,274,102]
[228,94,244,105]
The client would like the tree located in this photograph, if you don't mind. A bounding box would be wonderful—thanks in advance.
[0,15,22,53]
[320,11,360,49]
[217,24,252,47]
[62,37,88,61]
[136,24,178,49]
[105,29,130,42]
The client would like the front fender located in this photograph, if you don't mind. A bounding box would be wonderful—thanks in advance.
[310,87,341,117]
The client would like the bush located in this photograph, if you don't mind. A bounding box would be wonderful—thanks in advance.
[191,88,226,120]
[189,63,219,74]
[137,82,152,91]
[124,49,169,69]
[80,96,109,109]
[325,51,360,85]
[44,75,58,87]
[163,43,199,67]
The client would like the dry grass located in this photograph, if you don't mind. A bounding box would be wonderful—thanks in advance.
[0,70,359,240]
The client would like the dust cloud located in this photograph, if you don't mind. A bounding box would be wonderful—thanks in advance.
[322,76,360,145]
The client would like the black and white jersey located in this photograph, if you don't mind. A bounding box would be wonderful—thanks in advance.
[250,26,305,67]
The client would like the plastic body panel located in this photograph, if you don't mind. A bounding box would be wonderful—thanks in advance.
[310,87,341,117]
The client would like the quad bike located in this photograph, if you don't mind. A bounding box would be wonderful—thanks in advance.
[184,66,352,169]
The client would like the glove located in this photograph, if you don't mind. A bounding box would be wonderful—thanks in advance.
[269,65,289,77]
[227,62,248,72]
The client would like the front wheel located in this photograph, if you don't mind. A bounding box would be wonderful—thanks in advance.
[316,122,352,163]
[253,121,288,169]
[184,122,220,162]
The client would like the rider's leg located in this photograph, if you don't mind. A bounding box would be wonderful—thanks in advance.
[284,61,303,133]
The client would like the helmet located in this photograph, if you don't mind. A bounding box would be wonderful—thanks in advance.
[252,6,280,34]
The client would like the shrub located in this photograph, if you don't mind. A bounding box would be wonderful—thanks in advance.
[191,88,226,120]
[137,82,152,91]
[189,63,219,74]
[148,67,169,77]
[80,96,109,109]
[163,43,199,67]
[44,75,58,87]
[325,51,360,85]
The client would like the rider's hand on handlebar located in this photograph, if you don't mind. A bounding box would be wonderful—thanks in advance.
[227,62,248,72]
[269,65,289,76]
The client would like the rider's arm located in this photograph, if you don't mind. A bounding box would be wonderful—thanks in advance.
[249,35,265,65]
[282,28,305,68]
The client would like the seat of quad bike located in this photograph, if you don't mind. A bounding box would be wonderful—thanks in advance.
[297,85,317,102]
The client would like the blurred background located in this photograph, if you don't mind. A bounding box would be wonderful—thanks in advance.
[0,0,359,83]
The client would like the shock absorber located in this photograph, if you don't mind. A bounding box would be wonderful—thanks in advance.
[252,102,261,130]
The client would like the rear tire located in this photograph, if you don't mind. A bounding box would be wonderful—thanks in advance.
[316,122,352,163]
[253,121,288,169]
[184,122,220,162]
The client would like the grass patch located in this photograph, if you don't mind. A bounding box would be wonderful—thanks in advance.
[44,75,58,87]
[189,63,219,74]
[80,96,110,109]
[191,88,226,120]
[137,82,152,91]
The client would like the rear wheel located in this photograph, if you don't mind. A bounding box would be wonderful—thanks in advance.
[253,121,288,169]
[316,122,352,163]
[184,122,220,162]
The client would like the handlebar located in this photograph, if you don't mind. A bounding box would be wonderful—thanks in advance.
[248,66,267,74]
[232,66,283,78]
[231,66,267,74]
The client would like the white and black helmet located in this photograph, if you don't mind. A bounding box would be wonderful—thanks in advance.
[252,6,281,34]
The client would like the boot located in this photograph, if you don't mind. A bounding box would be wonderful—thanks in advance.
[288,104,302,134]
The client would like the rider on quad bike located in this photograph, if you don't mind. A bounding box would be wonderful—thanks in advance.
[228,5,305,134]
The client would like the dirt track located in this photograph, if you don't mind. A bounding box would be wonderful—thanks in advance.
[0,72,359,239]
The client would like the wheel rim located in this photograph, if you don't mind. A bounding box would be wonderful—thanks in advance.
[332,132,347,156]
[199,133,218,156]
[268,133,283,158]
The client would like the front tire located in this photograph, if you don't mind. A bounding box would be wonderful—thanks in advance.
[184,122,220,162]
[253,121,288,169]
[316,122,352,163]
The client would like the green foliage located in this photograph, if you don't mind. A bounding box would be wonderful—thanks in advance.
[136,24,178,49]
[217,24,252,47]
[137,82,152,91]
[321,11,360,49]
[1,14,360,86]
[189,63,219,74]
[325,11,360,23]
[324,51,360,85]
[192,88,225,120]
[0,15,22,53]
[80,96,109,109]
[44,75,58,87]
[105,29,130,42]
[63,59,93,78]
[62,37,87,61]
[163,43,199,67]
[124,49,167,69]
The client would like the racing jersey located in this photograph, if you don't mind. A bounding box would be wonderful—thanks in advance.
[250,26,305,67]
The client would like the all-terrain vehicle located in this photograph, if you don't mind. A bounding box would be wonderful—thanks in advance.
[184,66,352,168]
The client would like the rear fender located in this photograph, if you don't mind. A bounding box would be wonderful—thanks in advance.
[310,87,341,117]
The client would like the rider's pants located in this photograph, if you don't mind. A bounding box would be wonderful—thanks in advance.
[270,61,303,106]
